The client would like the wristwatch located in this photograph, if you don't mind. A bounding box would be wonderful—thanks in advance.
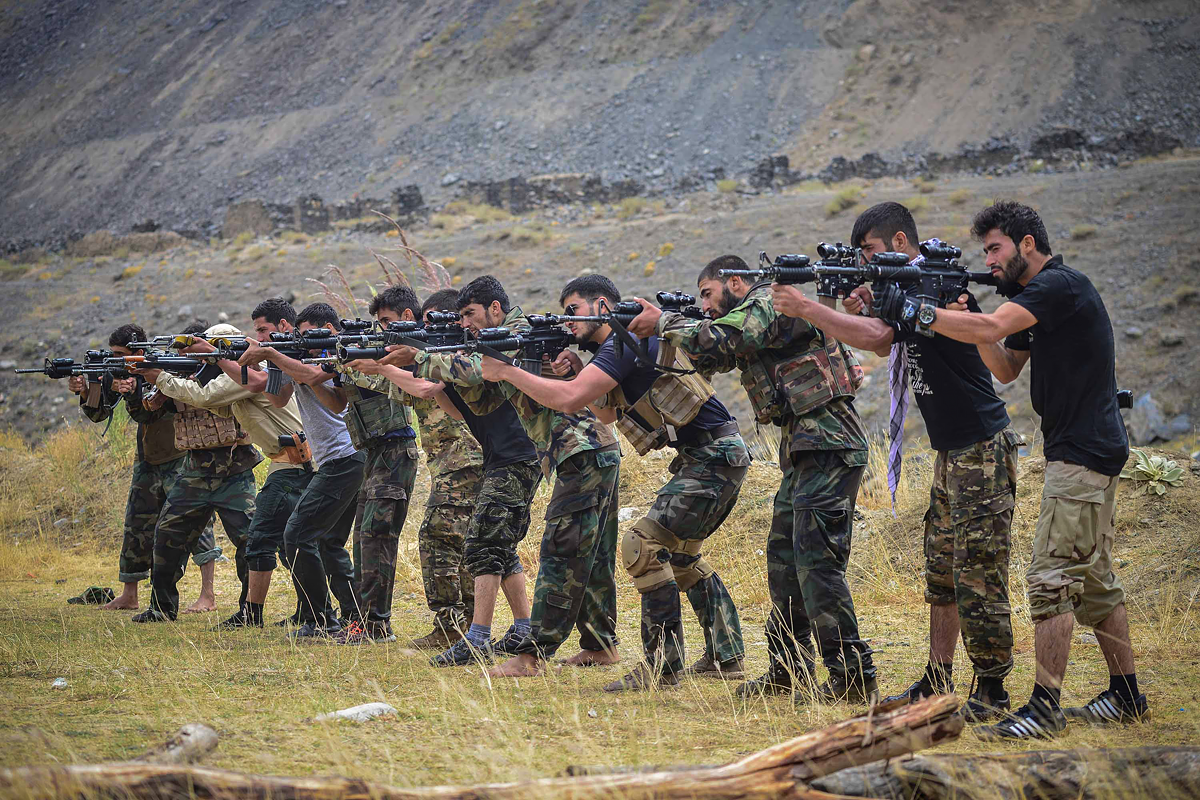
[917,303,937,328]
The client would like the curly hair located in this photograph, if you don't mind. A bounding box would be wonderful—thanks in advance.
[971,200,1052,256]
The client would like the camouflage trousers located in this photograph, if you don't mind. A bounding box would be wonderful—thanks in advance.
[635,434,750,674]
[925,426,1019,679]
[149,464,257,620]
[352,437,419,627]
[515,446,621,659]
[119,456,220,583]
[285,452,364,625]
[465,459,542,578]
[766,448,875,683]
[417,465,482,633]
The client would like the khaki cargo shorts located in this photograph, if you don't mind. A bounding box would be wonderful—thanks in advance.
[1026,460,1125,626]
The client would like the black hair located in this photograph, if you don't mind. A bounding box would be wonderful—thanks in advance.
[698,254,747,285]
[457,275,510,314]
[109,323,147,348]
[971,200,1053,256]
[559,274,620,308]
[180,320,210,336]
[369,285,420,319]
[252,297,297,326]
[851,202,919,250]
[296,302,341,331]
[421,288,461,317]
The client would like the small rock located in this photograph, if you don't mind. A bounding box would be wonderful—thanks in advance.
[314,702,397,722]
[1079,633,1098,645]
[0,360,15,369]
[899,51,914,66]
[440,173,461,187]
[587,708,598,718]
[53,518,70,528]
[1139,517,1152,525]
[52,677,68,689]
[1124,326,1142,339]
[217,312,229,323]
[857,44,876,62]
[1159,330,1183,347]
[494,120,507,131]
[617,507,640,523]
[177,304,193,319]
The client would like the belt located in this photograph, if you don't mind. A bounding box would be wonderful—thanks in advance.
[674,420,741,449]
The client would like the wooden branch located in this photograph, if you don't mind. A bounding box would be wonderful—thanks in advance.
[133,723,218,765]
[0,696,962,800]
[811,746,1200,800]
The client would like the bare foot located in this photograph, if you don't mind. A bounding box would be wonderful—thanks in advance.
[100,593,138,611]
[182,596,217,614]
[558,648,621,667]
[487,654,546,678]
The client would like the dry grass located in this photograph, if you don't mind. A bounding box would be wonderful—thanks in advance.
[0,413,1197,789]
[825,185,862,217]
[617,197,646,219]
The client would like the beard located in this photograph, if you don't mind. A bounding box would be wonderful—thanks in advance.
[996,250,1029,297]
[573,319,601,344]
[712,285,741,318]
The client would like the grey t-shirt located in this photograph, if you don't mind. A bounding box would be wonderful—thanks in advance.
[278,372,357,467]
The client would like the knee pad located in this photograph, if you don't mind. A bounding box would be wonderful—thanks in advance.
[672,556,715,592]
[621,525,674,592]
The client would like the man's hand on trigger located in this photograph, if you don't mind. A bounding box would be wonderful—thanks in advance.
[112,377,137,394]
[237,339,270,368]
[380,345,417,367]
[844,285,874,316]
[551,349,583,377]
[68,375,87,395]
[945,293,971,312]
[626,297,662,338]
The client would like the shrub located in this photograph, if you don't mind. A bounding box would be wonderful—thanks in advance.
[658,242,675,258]
[618,197,646,219]
[903,195,930,216]
[948,188,974,205]
[716,179,739,193]
[912,177,937,194]
[115,265,143,281]
[1070,224,1098,240]
[1121,450,1185,496]
[825,185,861,217]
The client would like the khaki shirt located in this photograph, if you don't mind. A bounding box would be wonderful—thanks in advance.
[154,371,305,474]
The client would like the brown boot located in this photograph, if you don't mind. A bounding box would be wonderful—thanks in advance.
[680,654,745,680]
[411,627,461,650]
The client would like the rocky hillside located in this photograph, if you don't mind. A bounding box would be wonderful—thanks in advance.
[1,0,1197,247]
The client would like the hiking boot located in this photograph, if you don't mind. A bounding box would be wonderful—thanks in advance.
[214,608,262,631]
[962,679,1011,723]
[883,672,953,705]
[493,625,528,656]
[431,637,494,667]
[411,627,461,650]
[816,674,881,705]
[975,698,1066,741]
[131,608,171,623]
[288,619,341,642]
[603,663,680,693]
[736,662,799,699]
[1064,689,1149,724]
[681,654,745,680]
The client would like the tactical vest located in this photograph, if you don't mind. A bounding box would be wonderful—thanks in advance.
[739,293,864,425]
[173,403,246,451]
[342,381,413,449]
[601,341,715,455]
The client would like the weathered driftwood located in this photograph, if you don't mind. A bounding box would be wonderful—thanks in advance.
[133,723,219,765]
[0,696,962,800]
[811,745,1200,800]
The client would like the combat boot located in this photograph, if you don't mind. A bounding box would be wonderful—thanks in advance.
[681,654,746,681]
[736,660,803,699]
[816,673,880,705]
[962,677,1011,723]
[603,662,680,693]
[411,627,461,650]
[883,663,954,705]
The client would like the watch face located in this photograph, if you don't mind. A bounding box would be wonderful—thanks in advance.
[918,305,936,326]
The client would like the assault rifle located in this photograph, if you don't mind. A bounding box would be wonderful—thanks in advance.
[418,317,576,377]
[14,349,131,381]
[338,312,467,361]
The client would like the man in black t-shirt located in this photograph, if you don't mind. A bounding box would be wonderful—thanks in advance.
[487,274,751,692]
[772,202,1019,722]
[878,201,1143,740]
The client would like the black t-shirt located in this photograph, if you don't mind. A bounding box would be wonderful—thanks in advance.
[588,334,731,439]
[442,383,538,471]
[888,292,1010,452]
[1004,256,1128,476]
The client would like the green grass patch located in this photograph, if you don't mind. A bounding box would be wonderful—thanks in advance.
[825,185,862,217]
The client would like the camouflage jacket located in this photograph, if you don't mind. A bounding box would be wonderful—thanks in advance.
[414,305,618,478]
[657,283,868,454]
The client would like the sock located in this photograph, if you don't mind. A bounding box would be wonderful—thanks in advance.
[512,617,532,636]
[1110,673,1139,702]
[245,602,264,625]
[925,660,954,691]
[1031,682,1062,712]
[466,623,491,647]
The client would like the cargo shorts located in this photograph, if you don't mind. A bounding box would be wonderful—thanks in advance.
[1026,460,1125,627]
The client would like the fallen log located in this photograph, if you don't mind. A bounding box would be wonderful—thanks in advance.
[0,695,962,800]
[133,723,219,765]
[811,745,1200,800]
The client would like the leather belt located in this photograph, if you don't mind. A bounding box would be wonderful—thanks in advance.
[674,420,740,448]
